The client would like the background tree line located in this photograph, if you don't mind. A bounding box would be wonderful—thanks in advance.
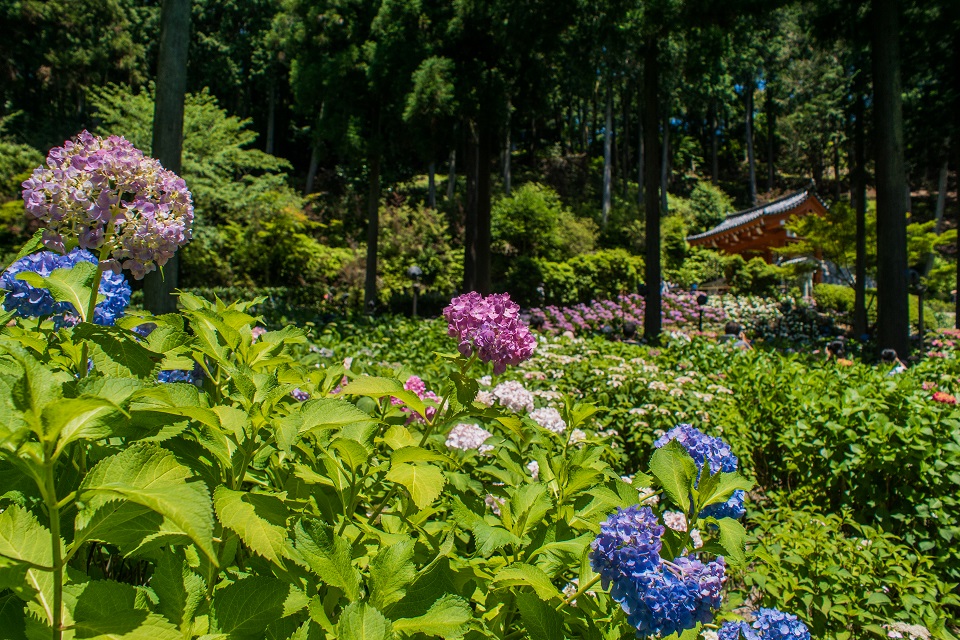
[0,0,959,354]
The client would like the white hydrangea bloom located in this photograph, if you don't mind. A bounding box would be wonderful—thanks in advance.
[445,423,495,454]
[493,380,535,413]
[527,460,540,480]
[529,406,566,433]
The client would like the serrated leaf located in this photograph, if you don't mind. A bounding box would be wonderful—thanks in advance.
[369,539,416,609]
[391,594,472,638]
[152,552,206,630]
[493,564,562,601]
[210,575,309,639]
[516,590,564,640]
[71,611,183,640]
[340,376,427,419]
[382,426,417,450]
[12,230,44,263]
[695,471,753,513]
[17,261,96,321]
[716,518,747,566]
[451,497,521,557]
[76,444,216,564]
[330,438,370,472]
[337,603,392,640]
[42,396,123,457]
[293,520,360,600]
[502,484,552,539]
[214,487,289,567]
[385,463,445,509]
[276,398,377,451]
[391,446,447,465]
[74,323,158,378]
[68,501,192,559]
[0,505,54,570]
[384,558,458,622]
[649,440,698,513]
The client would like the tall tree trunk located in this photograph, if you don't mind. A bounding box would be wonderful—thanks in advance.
[463,124,478,291]
[872,0,910,356]
[766,83,775,191]
[644,38,662,343]
[305,141,320,196]
[924,149,949,275]
[660,110,669,214]
[266,83,276,155]
[146,0,191,315]
[833,138,842,200]
[852,79,868,337]
[446,147,456,202]
[602,79,613,227]
[503,126,511,196]
[476,124,493,294]
[428,162,437,208]
[363,149,381,311]
[711,102,719,185]
[621,83,630,198]
[638,96,645,206]
[745,78,757,206]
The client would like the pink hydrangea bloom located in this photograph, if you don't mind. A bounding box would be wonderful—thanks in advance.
[22,131,193,279]
[442,292,536,374]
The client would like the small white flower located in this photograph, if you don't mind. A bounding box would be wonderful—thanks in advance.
[527,460,540,480]
[445,423,495,454]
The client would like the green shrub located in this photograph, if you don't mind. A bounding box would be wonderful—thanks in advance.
[737,504,959,639]
[492,182,596,262]
[813,283,855,315]
[567,248,644,301]
[727,256,784,297]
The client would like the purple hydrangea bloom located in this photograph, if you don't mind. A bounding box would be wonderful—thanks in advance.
[591,506,726,637]
[720,609,811,640]
[291,388,310,401]
[1,249,131,325]
[21,131,193,279]
[442,292,536,374]
[654,424,745,520]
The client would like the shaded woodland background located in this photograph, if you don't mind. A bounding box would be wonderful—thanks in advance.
[1,0,958,350]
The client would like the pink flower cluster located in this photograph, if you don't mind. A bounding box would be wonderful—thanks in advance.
[443,292,536,374]
[22,131,193,279]
[393,375,439,422]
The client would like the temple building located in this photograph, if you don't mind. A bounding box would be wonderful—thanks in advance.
[686,184,829,263]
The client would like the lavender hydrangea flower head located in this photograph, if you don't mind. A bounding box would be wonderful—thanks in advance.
[442,292,536,374]
[655,424,745,520]
[22,131,193,279]
[719,609,811,640]
[1,249,130,325]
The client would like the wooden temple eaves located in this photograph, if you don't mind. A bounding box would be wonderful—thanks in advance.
[686,184,829,262]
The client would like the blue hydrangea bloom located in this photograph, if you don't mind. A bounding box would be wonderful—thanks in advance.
[654,424,745,520]
[1,249,130,326]
[63,249,131,326]
[158,365,203,387]
[591,507,726,637]
[1,251,68,318]
[719,621,759,640]
[751,608,811,639]
[591,506,664,588]
[719,609,811,640]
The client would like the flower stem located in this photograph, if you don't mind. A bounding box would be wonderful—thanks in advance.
[556,574,601,610]
[42,461,63,640]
